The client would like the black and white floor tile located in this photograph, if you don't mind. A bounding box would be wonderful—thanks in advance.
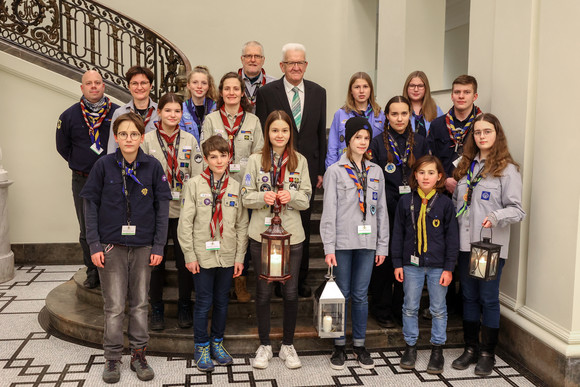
[0,265,545,386]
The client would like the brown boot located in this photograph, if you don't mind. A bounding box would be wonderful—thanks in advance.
[234,276,251,303]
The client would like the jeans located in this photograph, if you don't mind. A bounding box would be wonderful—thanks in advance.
[150,218,193,304]
[193,266,234,344]
[458,252,506,328]
[98,245,152,360]
[71,172,94,271]
[402,265,448,346]
[251,239,302,345]
[333,249,375,347]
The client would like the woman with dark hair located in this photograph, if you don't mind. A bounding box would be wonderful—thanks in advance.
[402,71,444,137]
[325,72,385,168]
[141,92,203,331]
[241,110,312,370]
[179,65,218,144]
[368,95,429,328]
[451,113,525,376]
[201,72,264,185]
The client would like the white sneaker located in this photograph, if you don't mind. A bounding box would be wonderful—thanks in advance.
[253,345,273,369]
[279,344,302,369]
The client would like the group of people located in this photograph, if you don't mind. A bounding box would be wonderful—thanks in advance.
[55,39,525,384]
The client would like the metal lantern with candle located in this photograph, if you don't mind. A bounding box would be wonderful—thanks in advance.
[313,266,346,338]
[259,183,292,283]
[469,227,502,281]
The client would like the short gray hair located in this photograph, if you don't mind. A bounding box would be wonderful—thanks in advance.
[241,41,264,56]
[281,43,306,61]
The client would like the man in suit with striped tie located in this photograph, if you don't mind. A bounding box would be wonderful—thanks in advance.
[256,43,327,298]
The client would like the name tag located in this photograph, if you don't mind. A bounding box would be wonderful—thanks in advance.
[171,191,180,201]
[452,156,463,168]
[358,225,371,234]
[265,217,272,226]
[410,254,420,266]
[90,142,103,155]
[206,240,220,250]
[399,185,411,194]
[122,225,136,235]
[230,164,241,172]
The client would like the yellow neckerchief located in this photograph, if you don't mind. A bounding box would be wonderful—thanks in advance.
[417,189,436,253]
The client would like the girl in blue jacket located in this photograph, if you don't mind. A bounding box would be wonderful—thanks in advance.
[179,66,217,144]
[402,71,444,136]
[392,155,459,375]
[325,72,385,169]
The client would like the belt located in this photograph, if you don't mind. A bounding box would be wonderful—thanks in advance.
[73,170,89,177]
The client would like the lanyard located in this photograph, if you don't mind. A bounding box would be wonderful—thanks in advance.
[120,159,143,225]
[269,149,285,188]
[155,129,181,189]
[349,160,368,222]
[410,191,438,254]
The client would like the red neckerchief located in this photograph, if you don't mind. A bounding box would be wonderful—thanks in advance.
[200,167,229,238]
[135,104,155,127]
[219,105,245,161]
[155,122,182,187]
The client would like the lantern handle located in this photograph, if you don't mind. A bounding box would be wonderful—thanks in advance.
[480,225,493,241]
[325,265,335,280]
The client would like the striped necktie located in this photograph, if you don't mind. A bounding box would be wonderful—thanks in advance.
[291,87,301,131]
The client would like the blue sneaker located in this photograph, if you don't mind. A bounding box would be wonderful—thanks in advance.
[194,343,214,372]
[210,338,233,366]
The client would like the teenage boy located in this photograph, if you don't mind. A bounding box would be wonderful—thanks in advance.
[178,135,249,373]
[81,112,172,384]
[428,75,481,194]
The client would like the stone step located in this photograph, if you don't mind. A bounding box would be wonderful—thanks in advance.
[46,277,463,355]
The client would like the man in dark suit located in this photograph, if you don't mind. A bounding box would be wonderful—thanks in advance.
[256,43,326,298]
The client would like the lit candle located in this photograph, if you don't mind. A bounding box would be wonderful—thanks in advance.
[323,315,333,332]
[270,253,282,277]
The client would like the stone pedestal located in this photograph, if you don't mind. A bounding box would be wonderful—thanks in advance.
[0,180,14,283]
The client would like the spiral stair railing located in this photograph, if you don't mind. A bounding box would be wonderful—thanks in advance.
[0,0,191,101]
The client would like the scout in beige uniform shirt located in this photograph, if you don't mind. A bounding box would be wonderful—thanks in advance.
[200,111,264,185]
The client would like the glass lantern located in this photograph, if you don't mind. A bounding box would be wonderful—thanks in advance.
[314,266,346,338]
[259,187,292,283]
[469,228,502,281]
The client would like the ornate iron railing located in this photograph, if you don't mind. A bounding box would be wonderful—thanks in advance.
[0,0,191,101]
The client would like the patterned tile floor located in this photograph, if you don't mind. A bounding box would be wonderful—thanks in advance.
[0,265,546,387]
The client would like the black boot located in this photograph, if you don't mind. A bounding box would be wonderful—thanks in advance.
[177,300,193,329]
[452,320,480,370]
[426,344,444,374]
[84,268,100,289]
[399,344,417,370]
[475,325,499,376]
[150,302,165,331]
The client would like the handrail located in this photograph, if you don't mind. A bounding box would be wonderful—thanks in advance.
[0,0,191,102]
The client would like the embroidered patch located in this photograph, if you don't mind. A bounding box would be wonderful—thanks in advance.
[241,186,247,195]
[372,191,378,200]
[162,175,167,182]
[370,204,376,215]
[339,134,345,143]
[203,198,211,205]
[385,163,396,174]
[367,149,373,158]
[433,219,440,228]
[180,162,190,168]
[244,173,251,186]
[194,154,203,163]
[56,119,62,130]
[227,193,238,198]
[260,183,271,192]
[481,191,491,200]
[262,176,269,182]
[141,188,148,196]
[370,178,379,183]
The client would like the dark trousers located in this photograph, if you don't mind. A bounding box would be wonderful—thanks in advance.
[298,183,316,285]
[251,239,302,345]
[71,172,94,271]
[150,218,193,304]
[193,266,234,344]
[369,257,403,320]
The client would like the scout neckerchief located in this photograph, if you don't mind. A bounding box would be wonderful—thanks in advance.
[344,160,370,222]
[118,157,143,226]
[353,104,373,120]
[456,159,485,217]
[270,148,289,188]
[200,167,229,239]
[413,112,427,137]
[386,126,411,166]
[80,96,111,151]
[445,106,482,152]
[219,105,246,163]
[238,68,267,105]
[133,103,155,127]
[185,97,213,129]
[412,189,438,254]
[155,122,182,189]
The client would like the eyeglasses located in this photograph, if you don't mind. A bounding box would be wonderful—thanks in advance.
[408,83,425,89]
[473,129,495,137]
[117,132,142,140]
[129,81,151,88]
[242,54,264,60]
[282,61,307,68]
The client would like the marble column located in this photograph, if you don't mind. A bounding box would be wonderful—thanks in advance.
[0,146,14,283]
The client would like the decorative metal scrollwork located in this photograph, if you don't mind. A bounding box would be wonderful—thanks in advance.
[0,0,191,101]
